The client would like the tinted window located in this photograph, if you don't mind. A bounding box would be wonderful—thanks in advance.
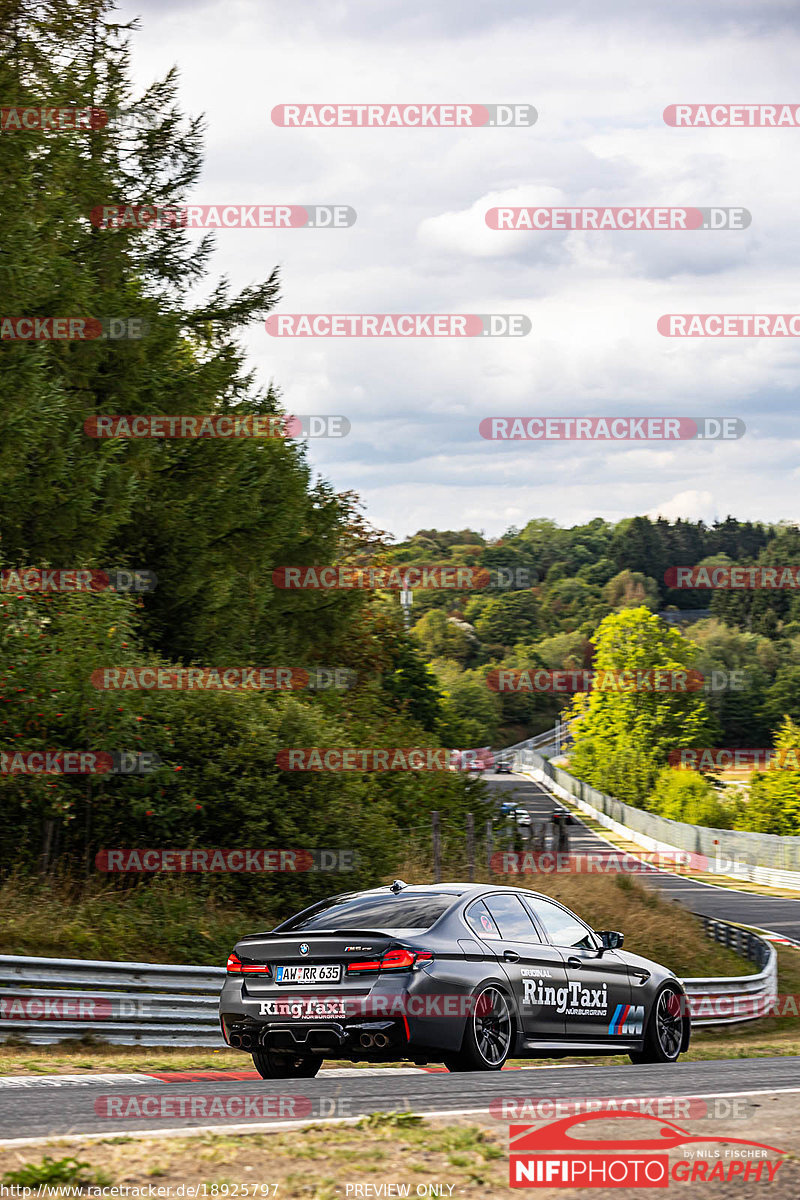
[465,900,501,939]
[483,894,541,942]
[281,893,453,933]
[525,897,596,949]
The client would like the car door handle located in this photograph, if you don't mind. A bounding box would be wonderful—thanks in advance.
[567,957,583,968]
[502,950,520,962]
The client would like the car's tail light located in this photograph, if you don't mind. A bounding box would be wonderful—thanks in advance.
[346,947,433,975]
[226,952,270,975]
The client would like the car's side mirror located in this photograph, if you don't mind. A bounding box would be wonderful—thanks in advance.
[596,930,624,951]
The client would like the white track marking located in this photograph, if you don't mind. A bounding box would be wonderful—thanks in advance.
[0,1074,160,1088]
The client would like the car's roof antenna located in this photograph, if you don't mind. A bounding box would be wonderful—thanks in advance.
[389,879,408,893]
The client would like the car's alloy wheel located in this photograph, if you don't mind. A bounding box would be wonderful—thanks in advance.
[252,1047,322,1079]
[445,985,513,1072]
[655,988,683,1059]
[474,986,512,1064]
[629,985,685,1064]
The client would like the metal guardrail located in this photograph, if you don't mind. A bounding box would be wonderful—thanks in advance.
[0,954,224,1046]
[516,744,800,889]
[0,919,779,1046]
[503,725,569,755]
[683,917,778,1026]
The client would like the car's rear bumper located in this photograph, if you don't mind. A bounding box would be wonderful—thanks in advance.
[219,974,469,1056]
[220,1013,407,1055]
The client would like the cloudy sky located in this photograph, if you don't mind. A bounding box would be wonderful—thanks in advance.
[119,0,800,541]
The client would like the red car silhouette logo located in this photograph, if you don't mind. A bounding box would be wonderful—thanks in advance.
[509,1111,786,1188]
[511,1109,785,1155]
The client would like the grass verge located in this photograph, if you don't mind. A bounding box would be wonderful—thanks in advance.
[0,875,250,966]
[0,1117,507,1195]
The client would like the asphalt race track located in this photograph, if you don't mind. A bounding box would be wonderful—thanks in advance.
[490,773,800,940]
[1,1058,800,1140]
[1,769,799,1150]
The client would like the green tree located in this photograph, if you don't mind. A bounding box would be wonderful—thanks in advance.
[603,570,659,612]
[759,666,800,732]
[568,608,715,806]
[474,591,539,646]
[412,609,477,665]
[743,717,800,835]
[647,767,737,828]
[0,0,357,667]
[430,660,502,748]
[380,633,443,732]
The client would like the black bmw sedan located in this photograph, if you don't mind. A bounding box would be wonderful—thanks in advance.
[219,880,690,1077]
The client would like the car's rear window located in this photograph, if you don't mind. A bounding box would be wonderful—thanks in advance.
[281,893,455,933]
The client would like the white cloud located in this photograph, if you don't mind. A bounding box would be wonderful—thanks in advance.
[118,0,800,537]
[647,490,717,523]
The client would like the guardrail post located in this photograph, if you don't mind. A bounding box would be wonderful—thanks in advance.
[431,811,441,884]
[466,812,475,882]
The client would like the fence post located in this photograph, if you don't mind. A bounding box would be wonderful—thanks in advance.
[486,820,493,876]
[431,811,441,883]
[466,812,475,882]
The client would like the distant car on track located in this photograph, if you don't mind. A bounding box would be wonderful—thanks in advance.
[220,881,690,1077]
[450,748,494,773]
[495,759,513,774]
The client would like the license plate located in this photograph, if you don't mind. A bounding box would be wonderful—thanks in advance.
[275,963,341,984]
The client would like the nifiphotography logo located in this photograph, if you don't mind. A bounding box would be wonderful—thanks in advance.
[509,1110,786,1188]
